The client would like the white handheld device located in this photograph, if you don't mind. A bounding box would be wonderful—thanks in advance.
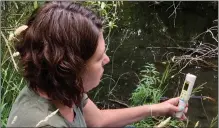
[175,73,196,118]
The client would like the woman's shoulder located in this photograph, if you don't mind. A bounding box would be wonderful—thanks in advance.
[6,87,67,127]
[7,107,48,127]
[7,107,67,127]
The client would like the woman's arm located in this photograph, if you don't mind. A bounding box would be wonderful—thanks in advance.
[83,97,184,127]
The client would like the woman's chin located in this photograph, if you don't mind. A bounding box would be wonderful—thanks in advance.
[84,83,99,92]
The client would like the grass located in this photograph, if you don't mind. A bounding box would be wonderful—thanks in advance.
[1,48,26,127]
[129,61,218,127]
[129,63,185,127]
[1,2,35,127]
[210,115,218,128]
[1,1,121,127]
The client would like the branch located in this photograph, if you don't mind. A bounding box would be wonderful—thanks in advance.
[108,99,129,108]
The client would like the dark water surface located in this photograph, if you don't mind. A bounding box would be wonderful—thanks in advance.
[89,2,218,127]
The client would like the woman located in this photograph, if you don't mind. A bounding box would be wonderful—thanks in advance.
[7,1,187,127]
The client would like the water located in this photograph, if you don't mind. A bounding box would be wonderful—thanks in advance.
[89,1,218,127]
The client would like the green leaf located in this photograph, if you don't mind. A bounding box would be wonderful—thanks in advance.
[101,2,106,9]
[34,1,38,9]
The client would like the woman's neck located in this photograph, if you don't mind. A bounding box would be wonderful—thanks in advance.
[52,100,75,122]
[37,90,75,122]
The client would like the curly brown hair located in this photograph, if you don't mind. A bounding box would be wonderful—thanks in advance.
[16,1,103,107]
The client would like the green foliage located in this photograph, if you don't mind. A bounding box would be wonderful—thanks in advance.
[130,63,185,127]
[1,1,36,28]
[159,62,175,88]
[83,1,121,30]
[1,2,37,127]
[131,84,163,105]
[33,1,38,9]
[140,63,160,86]
[129,62,215,128]
[130,63,174,106]
[192,82,205,96]
[210,115,218,128]
[83,1,122,51]
[134,117,156,127]
[1,62,26,127]
[130,63,163,105]
[1,1,121,127]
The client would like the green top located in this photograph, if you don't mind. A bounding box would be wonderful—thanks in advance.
[7,86,88,127]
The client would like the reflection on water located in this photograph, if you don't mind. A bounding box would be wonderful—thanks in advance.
[89,1,218,127]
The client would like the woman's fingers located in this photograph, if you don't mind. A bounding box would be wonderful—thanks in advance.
[171,105,180,112]
[180,113,188,121]
[166,97,180,106]
[184,106,188,113]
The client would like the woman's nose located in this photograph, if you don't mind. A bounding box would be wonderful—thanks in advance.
[103,54,110,66]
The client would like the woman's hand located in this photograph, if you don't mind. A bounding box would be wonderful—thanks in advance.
[151,97,188,120]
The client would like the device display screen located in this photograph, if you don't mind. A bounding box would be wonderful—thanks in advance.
[184,82,189,90]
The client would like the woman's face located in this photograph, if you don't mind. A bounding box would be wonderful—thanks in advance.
[82,33,110,92]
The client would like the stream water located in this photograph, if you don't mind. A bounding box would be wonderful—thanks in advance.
[89,2,218,128]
